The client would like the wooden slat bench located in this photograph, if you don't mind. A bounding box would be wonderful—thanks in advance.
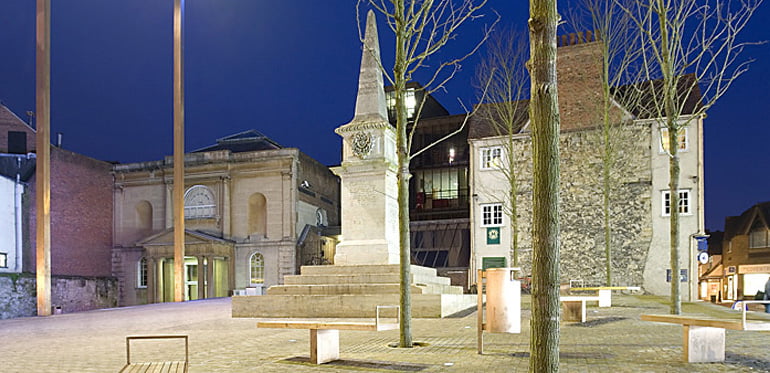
[641,300,770,363]
[560,296,600,323]
[119,335,188,373]
[257,305,399,364]
[569,286,642,307]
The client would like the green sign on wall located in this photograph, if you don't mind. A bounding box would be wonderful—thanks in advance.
[486,227,500,245]
[482,256,506,270]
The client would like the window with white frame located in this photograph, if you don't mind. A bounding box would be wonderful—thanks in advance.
[480,147,502,170]
[662,190,691,216]
[0,253,7,268]
[659,127,689,153]
[250,252,265,285]
[137,257,147,288]
[481,203,504,227]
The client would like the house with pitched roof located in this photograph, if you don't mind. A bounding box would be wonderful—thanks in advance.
[720,201,770,301]
[467,33,706,299]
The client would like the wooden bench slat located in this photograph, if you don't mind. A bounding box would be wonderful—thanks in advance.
[257,321,398,331]
[641,314,744,330]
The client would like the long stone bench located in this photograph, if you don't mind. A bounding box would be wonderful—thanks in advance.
[641,300,770,363]
[119,335,188,373]
[560,296,600,323]
[569,286,642,307]
[257,305,399,364]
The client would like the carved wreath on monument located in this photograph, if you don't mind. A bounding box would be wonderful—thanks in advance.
[351,131,373,158]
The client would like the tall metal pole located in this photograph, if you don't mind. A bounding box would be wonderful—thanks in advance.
[173,0,186,302]
[35,0,52,316]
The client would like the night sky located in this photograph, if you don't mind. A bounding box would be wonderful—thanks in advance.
[0,1,768,232]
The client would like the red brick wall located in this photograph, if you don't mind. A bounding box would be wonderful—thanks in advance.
[556,40,604,131]
[26,147,114,277]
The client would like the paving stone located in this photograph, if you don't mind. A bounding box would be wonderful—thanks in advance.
[1,296,768,372]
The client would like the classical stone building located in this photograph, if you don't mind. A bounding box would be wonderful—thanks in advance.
[468,35,705,300]
[112,130,339,306]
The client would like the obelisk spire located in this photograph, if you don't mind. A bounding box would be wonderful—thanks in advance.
[353,10,388,122]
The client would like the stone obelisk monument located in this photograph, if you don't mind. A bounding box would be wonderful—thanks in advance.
[331,10,399,265]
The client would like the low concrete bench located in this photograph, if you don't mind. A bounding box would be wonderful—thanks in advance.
[119,335,188,372]
[257,305,399,364]
[641,300,770,363]
[560,296,600,322]
[569,286,641,307]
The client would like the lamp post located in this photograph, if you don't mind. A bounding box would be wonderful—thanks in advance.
[35,0,52,316]
[173,0,186,303]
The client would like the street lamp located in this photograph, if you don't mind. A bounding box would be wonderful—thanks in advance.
[36,0,52,316]
[173,0,186,303]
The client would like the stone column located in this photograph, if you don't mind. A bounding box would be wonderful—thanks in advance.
[197,256,205,300]
[228,256,236,296]
[146,257,156,304]
[165,181,174,228]
[221,176,231,238]
[281,170,293,240]
[206,255,215,298]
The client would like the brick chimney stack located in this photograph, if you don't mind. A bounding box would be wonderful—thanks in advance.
[556,31,604,131]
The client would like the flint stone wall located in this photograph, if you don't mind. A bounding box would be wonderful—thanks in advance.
[0,273,117,319]
[511,123,652,286]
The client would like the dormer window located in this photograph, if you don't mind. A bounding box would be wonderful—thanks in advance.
[749,221,769,249]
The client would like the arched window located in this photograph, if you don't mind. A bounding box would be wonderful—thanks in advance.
[137,257,148,288]
[248,193,267,236]
[135,201,153,233]
[184,185,216,219]
[250,252,265,285]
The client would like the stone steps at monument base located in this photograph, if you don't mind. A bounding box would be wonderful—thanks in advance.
[231,294,477,318]
[265,282,464,296]
[282,272,451,287]
[299,264,439,277]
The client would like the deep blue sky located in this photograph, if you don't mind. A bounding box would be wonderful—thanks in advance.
[0,1,768,231]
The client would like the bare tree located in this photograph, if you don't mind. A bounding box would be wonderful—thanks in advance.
[527,0,561,370]
[358,0,494,347]
[618,0,763,314]
[474,30,530,273]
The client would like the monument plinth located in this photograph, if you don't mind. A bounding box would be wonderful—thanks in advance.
[231,10,475,319]
[331,9,399,265]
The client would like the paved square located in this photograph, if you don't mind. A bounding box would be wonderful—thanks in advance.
[1,295,768,372]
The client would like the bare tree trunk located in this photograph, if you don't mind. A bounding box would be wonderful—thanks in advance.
[528,0,561,371]
[393,0,413,347]
[667,123,681,314]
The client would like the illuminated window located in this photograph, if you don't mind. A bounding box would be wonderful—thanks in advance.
[481,203,503,227]
[662,190,691,216]
[480,147,502,170]
[660,127,688,153]
[0,253,7,268]
[250,252,265,285]
[137,257,147,288]
[386,88,417,119]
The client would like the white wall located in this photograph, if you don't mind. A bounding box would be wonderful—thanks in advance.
[0,176,21,273]
[644,117,705,300]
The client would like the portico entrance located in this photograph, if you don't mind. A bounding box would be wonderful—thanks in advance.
[139,229,235,303]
